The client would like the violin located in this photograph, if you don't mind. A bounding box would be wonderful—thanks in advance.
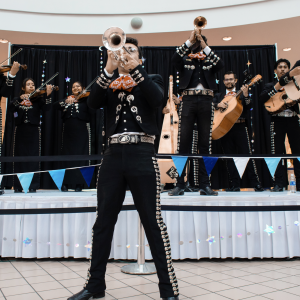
[30,86,59,100]
[0,64,27,74]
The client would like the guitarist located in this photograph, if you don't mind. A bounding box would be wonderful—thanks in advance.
[260,59,300,191]
[168,29,224,196]
[213,71,264,192]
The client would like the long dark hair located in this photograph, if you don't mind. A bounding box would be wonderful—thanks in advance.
[20,78,35,95]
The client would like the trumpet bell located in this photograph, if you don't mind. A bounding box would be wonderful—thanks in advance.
[102,27,126,51]
[194,16,207,30]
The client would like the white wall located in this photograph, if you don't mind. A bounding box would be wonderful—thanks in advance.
[0,0,299,34]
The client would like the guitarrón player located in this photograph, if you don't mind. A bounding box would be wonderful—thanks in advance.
[213,71,264,192]
[260,59,300,192]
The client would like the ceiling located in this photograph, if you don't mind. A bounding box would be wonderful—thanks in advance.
[0,16,299,67]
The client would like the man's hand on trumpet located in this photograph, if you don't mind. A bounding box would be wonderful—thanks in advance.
[105,50,120,74]
[121,52,140,72]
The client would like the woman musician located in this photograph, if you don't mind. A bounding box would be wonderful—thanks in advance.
[53,81,95,192]
[8,78,54,193]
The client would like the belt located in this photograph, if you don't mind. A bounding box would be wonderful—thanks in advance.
[274,111,298,117]
[109,135,155,145]
[183,89,214,97]
[235,118,246,123]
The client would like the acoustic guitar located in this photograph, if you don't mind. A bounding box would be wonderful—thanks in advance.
[264,75,300,114]
[158,76,179,184]
[212,74,262,140]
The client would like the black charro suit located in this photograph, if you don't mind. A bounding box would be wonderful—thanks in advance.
[8,94,52,191]
[171,41,224,190]
[213,91,261,188]
[0,74,16,174]
[80,65,179,299]
[260,75,300,189]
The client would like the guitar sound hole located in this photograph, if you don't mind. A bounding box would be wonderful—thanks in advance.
[163,134,170,139]
[174,121,178,124]
[282,94,288,100]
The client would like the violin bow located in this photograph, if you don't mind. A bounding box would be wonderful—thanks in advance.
[0,48,23,66]
[29,72,59,99]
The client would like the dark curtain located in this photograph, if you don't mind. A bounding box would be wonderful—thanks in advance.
[3,45,107,189]
[2,44,276,189]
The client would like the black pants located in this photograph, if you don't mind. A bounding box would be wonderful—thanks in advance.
[176,95,214,189]
[271,116,300,188]
[84,143,178,298]
[221,122,260,188]
[13,123,40,190]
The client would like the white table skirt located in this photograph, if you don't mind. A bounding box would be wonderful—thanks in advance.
[1,190,300,260]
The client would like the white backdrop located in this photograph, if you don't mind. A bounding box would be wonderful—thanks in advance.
[1,190,300,260]
[0,0,298,34]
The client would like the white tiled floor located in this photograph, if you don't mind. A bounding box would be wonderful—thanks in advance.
[1,258,300,299]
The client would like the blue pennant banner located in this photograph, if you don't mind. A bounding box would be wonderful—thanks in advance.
[264,158,281,178]
[80,166,95,187]
[171,156,188,177]
[203,157,219,176]
[49,169,66,190]
[17,173,34,194]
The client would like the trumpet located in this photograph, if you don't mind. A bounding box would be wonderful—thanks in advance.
[193,16,207,39]
[102,27,130,66]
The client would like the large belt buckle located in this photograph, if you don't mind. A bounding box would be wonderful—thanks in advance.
[118,135,131,144]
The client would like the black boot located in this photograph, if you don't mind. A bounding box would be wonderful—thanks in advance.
[271,185,283,192]
[14,189,22,193]
[168,186,184,196]
[75,184,83,192]
[226,186,240,192]
[162,297,179,300]
[67,289,105,300]
[200,186,218,196]
[29,189,36,193]
[61,184,68,192]
[254,184,264,192]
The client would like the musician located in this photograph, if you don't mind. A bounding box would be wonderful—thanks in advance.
[69,37,179,300]
[213,71,264,191]
[168,29,224,196]
[260,59,300,191]
[8,78,53,193]
[0,62,20,176]
[53,82,94,192]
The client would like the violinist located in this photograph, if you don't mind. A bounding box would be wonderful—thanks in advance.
[53,81,94,192]
[0,61,20,177]
[8,78,54,193]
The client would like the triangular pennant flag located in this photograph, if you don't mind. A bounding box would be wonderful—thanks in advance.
[171,156,188,177]
[49,169,66,190]
[233,158,250,178]
[298,158,300,163]
[80,166,95,187]
[264,158,281,178]
[0,175,3,185]
[203,157,218,176]
[17,173,34,194]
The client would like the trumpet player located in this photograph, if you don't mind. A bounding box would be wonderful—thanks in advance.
[69,36,179,300]
[168,17,224,196]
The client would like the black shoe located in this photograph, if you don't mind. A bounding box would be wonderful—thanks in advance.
[200,186,218,196]
[14,189,22,193]
[226,186,240,192]
[28,189,36,193]
[67,289,105,300]
[271,185,283,192]
[61,185,68,192]
[168,187,184,196]
[162,297,179,300]
[254,184,264,192]
[75,185,83,192]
